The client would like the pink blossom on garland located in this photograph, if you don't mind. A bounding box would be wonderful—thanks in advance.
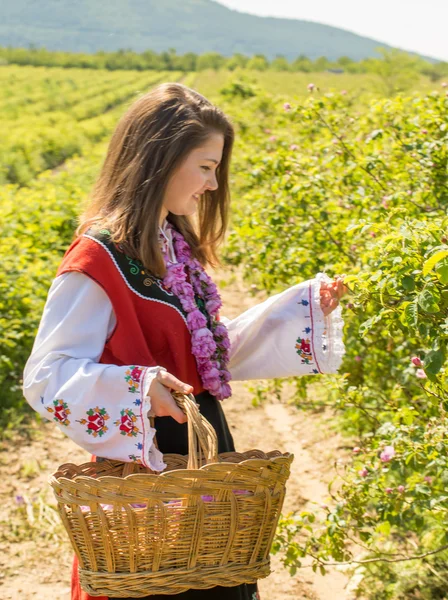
[160,223,233,400]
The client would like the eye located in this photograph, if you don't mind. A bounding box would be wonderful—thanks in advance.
[201,166,211,171]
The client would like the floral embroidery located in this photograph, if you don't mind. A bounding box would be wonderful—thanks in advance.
[114,408,140,437]
[77,407,110,437]
[46,399,71,426]
[251,592,261,600]
[128,442,144,463]
[125,366,143,393]
[128,454,142,463]
[295,335,313,363]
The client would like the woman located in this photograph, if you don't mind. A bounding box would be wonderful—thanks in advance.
[23,82,347,600]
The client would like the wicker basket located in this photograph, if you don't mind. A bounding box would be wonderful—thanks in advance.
[49,392,294,597]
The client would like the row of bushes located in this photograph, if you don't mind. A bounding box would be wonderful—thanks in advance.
[1,71,181,185]
[0,144,107,434]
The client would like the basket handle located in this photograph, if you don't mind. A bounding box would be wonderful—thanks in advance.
[171,392,219,470]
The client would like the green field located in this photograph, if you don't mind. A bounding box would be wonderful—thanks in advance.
[1,63,447,599]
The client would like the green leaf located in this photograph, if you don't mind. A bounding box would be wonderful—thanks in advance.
[417,287,440,314]
[424,349,446,375]
[377,521,391,536]
[401,275,415,291]
[404,300,418,327]
[436,257,448,284]
[422,250,448,276]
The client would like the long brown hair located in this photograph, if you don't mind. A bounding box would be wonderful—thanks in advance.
[75,82,235,278]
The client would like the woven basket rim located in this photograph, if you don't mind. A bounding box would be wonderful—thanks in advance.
[49,449,294,486]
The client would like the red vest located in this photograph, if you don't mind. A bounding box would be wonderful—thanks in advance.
[56,228,205,394]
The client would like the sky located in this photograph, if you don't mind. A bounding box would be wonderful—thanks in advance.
[217,0,448,62]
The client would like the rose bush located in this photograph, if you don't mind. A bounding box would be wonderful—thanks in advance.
[219,80,447,598]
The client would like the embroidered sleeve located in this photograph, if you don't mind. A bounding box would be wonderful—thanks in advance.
[22,272,167,472]
[221,272,345,381]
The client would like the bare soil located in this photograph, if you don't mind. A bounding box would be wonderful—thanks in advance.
[0,265,354,600]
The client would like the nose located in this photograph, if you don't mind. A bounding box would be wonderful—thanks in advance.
[206,172,219,192]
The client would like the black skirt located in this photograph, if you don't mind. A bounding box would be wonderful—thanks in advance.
[114,390,260,600]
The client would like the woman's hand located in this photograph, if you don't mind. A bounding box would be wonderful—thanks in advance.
[147,370,193,424]
[320,275,349,317]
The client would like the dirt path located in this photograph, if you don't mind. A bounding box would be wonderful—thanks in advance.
[0,265,353,599]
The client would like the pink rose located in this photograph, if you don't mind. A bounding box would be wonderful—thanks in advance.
[213,324,228,338]
[192,328,217,358]
[416,369,427,379]
[206,298,222,315]
[164,264,187,287]
[411,356,422,367]
[220,369,232,383]
[380,446,395,462]
[180,296,197,312]
[219,382,232,398]
[358,467,368,477]
[187,309,207,330]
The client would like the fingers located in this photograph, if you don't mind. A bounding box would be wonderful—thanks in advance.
[155,370,191,423]
[165,395,188,424]
[157,370,193,395]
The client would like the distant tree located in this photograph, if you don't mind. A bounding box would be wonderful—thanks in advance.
[225,53,249,71]
[180,52,198,71]
[197,52,226,70]
[141,49,161,70]
[420,60,448,82]
[159,49,175,70]
[291,54,313,73]
[368,47,425,96]
[270,54,291,71]
[313,56,331,71]
[246,54,268,71]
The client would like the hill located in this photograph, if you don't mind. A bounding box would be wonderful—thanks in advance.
[0,0,440,62]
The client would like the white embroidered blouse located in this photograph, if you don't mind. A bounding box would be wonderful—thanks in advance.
[23,219,345,472]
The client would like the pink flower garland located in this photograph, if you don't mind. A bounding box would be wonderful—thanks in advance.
[160,223,232,401]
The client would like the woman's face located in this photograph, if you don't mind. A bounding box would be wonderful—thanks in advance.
[161,132,224,225]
